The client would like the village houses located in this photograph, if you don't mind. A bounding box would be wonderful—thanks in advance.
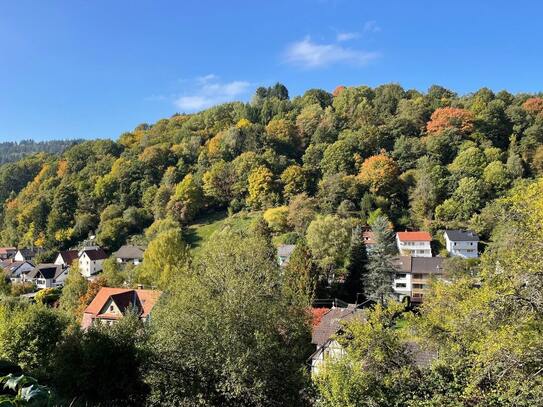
[443,230,479,258]
[396,231,432,257]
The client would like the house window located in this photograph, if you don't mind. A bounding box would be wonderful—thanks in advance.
[470,242,473,245]
[395,273,406,279]
[396,283,407,288]
[109,305,114,312]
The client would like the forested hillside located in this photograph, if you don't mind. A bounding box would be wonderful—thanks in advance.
[1,83,543,405]
[0,139,81,164]
[0,83,541,259]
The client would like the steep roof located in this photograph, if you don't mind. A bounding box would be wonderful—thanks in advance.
[58,250,79,265]
[84,287,161,318]
[26,264,62,280]
[397,231,432,242]
[443,230,479,242]
[17,248,40,258]
[312,306,364,347]
[0,260,33,272]
[81,248,108,261]
[113,245,145,260]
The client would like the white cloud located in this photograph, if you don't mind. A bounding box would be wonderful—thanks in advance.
[173,75,251,112]
[336,31,360,42]
[363,20,381,33]
[283,37,380,69]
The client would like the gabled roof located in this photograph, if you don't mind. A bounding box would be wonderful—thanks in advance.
[16,248,40,258]
[58,250,79,265]
[312,306,364,347]
[80,248,108,261]
[26,264,63,280]
[397,231,432,242]
[443,230,479,242]
[113,245,145,260]
[84,287,161,318]
[0,260,34,274]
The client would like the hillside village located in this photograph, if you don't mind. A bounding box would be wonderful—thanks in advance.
[0,82,541,405]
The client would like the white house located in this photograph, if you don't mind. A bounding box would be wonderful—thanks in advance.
[14,248,41,262]
[113,245,145,265]
[54,250,79,268]
[78,248,108,278]
[393,256,445,303]
[24,264,68,289]
[396,231,432,257]
[443,230,479,258]
[0,260,35,283]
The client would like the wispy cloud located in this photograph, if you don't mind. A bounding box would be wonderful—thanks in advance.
[173,75,251,111]
[336,31,360,42]
[283,37,380,69]
[363,20,381,33]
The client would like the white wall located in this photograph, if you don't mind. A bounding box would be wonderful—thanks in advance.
[79,253,105,277]
[445,236,478,258]
[396,237,432,257]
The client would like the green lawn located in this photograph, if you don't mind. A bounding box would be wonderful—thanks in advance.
[185,210,261,255]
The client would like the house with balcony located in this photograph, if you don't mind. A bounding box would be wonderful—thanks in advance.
[24,263,68,289]
[443,230,479,258]
[393,256,445,303]
[396,231,432,257]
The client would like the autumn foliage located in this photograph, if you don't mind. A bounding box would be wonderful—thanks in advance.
[426,107,475,134]
[522,97,543,116]
[358,152,400,194]
[332,85,346,97]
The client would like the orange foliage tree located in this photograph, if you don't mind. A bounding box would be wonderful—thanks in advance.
[358,152,400,194]
[426,107,475,134]
[522,97,543,116]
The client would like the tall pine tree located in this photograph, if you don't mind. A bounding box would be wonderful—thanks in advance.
[363,216,397,305]
[341,228,368,304]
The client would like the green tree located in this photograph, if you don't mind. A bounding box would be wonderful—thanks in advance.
[167,173,203,223]
[341,230,368,304]
[246,165,276,209]
[282,241,318,307]
[363,216,396,305]
[145,231,311,406]
[139,228,190,289]
[60,265,88,321]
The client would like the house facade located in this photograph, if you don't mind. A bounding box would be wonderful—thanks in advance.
[113,245,145,265]
[361,230,376,252]
[310,305,364,376]
[54,250,79,268]
[0,260,34,283]
[24,264,68,289]
[396,231,432,257]
[78,247,107,278]
[0,248,16,260]
[81,287,161,329]
[393,256,445,303]
[443,230,479,258]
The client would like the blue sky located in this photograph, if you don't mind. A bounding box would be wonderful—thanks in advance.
[0,0,542,141]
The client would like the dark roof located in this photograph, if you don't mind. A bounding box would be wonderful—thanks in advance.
[0,260,34,274]
[58,250,79,265]
[81,248,108,261]
[312,306,364,346]
[444,230,479,242]
[27,264,62,280]
[17,248,38,258]
[394,256,444,274]
[113,245,145,260]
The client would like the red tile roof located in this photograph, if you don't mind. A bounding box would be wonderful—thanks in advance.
[396,231,432,242]
[84,287,161,319]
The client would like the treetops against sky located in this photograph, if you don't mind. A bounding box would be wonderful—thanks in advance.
[1,0,543,141]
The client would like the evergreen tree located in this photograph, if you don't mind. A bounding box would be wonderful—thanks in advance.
[282,240,318,307]
[364,216,397,305]
[341,228,368,304]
